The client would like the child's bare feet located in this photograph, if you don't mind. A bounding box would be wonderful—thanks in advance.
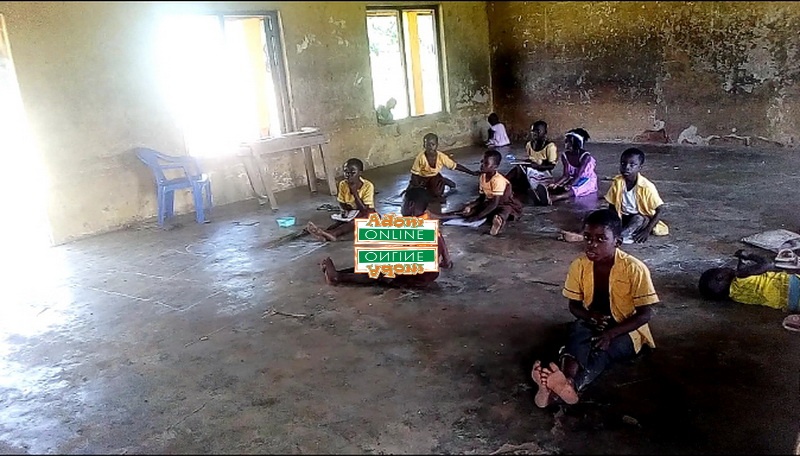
[306,221,336,242]
[531,360,554,408]
[319,257,338,285]
[490,214,504,236]
[559,230,583,243]
[542,362,579,405]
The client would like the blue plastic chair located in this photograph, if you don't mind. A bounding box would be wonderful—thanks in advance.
[135,148,212,226]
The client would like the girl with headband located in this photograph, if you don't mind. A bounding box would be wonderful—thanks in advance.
[531,128,597,206]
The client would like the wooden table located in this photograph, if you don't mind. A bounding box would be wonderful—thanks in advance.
[238,128,336,211]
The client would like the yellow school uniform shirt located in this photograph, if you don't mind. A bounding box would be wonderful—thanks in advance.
[410,151,457,178]
[729,272,790,310]
[479,172,509,197]
[562,249,659,353]
[525,141,558,165]
[604,174,669,236]
[337,177,375,208]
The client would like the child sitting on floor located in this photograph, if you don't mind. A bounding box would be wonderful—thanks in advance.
[306,158,375,242]
[448,149,522,236]
[698,250,799,331]
[604,148,669,244]
[408,133,479,199]
[319,187,453,289]
[486,112,511,148]
[531,209,658,407]
[504,120,559,197]
[532,128,597,206]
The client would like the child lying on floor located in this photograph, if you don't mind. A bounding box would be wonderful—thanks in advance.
[306,158,376,242]
[699,249,799,331]
[531,209,658,407]
[446,149,522,236]
[604,148,669,244]
[319,187,453,289]
[408,133,479,199]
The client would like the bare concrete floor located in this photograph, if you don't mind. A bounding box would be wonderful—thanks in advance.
[1,142,799,454]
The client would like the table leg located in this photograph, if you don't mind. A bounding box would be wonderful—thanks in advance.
[319,144,338,196]
[303,146,318,194]
[256,154,280,211]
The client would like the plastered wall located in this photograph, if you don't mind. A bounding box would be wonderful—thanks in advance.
[0,1,492,244]
[488,1,800,146]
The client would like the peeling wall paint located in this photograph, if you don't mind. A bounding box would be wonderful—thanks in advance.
[0,1,492,243]
[488,1,800,146]
[296,34,318,54]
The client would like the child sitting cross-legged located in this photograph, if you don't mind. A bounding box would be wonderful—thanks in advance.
[531,209,659,407]
[320,187,453,289]
[445,149,523,236]
[699,249,800,332]
[604,147,669,244]
[306,158,375,242]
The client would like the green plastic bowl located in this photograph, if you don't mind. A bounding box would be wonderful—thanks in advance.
[276,216,296,228]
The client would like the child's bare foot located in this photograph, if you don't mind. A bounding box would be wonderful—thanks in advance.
[559,230,583,243]
[542,362,579,405]
[319,257,339,285]
[306,222,336,242]
[490,214,504,236]
[531,360,553,408]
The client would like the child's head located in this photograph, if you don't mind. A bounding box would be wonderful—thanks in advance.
[565,128,590,152]
[488,113,500,126]
[620,148,645,180]
[581,209,622,262]
[386,97,397,109]
[530,120,548,141]
[480,149,502,173]
[343,158,364,182]
[423,133,439,154]
[401,186,430,217]
[698,267,735,301]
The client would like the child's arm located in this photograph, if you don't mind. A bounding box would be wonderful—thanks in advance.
[593,306,654,351]
[633,205,666,243]
[550,159,571,188]
[532,160,556,172]
[455,163,480,176]
[349,182,369,213]
[734,250,774,278]
[437,233,453,268]
[569,299,595,321]
[465,196,499,222]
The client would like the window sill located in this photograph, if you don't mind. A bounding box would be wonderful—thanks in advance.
[378,110,451,127]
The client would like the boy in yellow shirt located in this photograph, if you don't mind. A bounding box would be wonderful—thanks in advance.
[698,250,800,330]
[604,148,668,244]
[408,133,478,199]
[446,149,522,236]
[306,158,375,242]
[531,209,659,407]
